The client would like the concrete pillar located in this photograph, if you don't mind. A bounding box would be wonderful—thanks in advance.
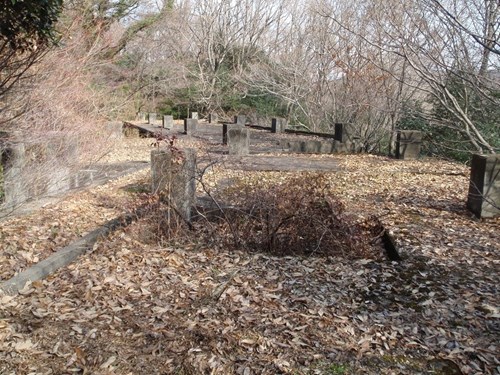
[395,130,422,160]
[184,118,198,135]
[137,112,147,122]
[222,124,229,145]
[234,115,246,126]
[209,113,218,124]
[151,148,197,222]
[334,123,344,142]
[163,115,174,129]
[467,154,500,218]
[148,113,157,125]
[271,118,287,133]
[228,127,250,156]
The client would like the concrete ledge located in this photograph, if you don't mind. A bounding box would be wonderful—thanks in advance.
[0,206,148,295]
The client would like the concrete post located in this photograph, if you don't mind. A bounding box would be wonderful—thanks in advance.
[395,130,422,160]
[209,113,218,124]
[271,118,287,133]
[334,123,344,142]
[234,115,246,126]
[148,113,157,125]
[151,148,197,222]
[191,112,198,120]
[467,154,500,218]
[163,115,174,129]
[228,127,250,155]
[184,118,198,135]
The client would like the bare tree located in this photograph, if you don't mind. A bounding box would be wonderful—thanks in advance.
[321,0,499,154]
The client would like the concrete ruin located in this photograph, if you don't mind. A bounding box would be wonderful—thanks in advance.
[163,115,174,129]
[151,148,197,222]
[395,130,422,160]
[184,118,198,135]
[148,113,157,125]
[234,115,246,126]
[209,113,218,124]
[271,118,287,133]
[228,127,250,156]
[467,154,500,218]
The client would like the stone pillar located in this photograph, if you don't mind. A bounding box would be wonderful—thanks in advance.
[191,112,198,120]
[467,154,500,218]
[395,130,422,160]
[228,127,250,155]
[184,118,198,135]
[234,115,246,126]
[148,113,157,125]
[334,123,344,142]
[163,115,174,129]
[271,118,287,133]
[209,113,218,124]
[222,124,229,145]
[151,148,197,222]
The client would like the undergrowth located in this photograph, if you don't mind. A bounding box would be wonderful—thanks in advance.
[134,172,384,259]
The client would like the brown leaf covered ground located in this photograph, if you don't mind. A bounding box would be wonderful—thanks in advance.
[0,133,499,374]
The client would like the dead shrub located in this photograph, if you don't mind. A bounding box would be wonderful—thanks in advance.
[195,173,378,259]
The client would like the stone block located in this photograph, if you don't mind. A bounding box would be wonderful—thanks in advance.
[234,115,246,126]
[396,130,422,160]
[209,113,218,124]
[467,154,500,218]
[151,148,197,222]
[137,112,147,122]
[223,123,242,145]
[271,117,287,133]
[334,123,345,142]
[184,118,198,135]
[228,127,250,156]
[148,113,157,124]
[163,115,174,129]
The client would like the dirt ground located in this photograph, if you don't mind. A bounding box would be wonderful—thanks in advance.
[0,127,498,374]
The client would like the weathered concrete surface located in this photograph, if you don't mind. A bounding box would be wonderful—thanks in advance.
[228,127,250,156]
[209,113,218,124]
[184,118,198,135]
[271,118,287,133]
[151,148,197,221]
[0,207,145,295]
[148,113,157,124]
[396,130,422,160]
[163,115,174,129]
[234,115,246,126]
[467,154,500,218]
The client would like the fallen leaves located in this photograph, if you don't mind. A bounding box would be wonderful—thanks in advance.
[0,133,499,374]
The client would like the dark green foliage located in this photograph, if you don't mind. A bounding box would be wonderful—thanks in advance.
[0,0,63,51]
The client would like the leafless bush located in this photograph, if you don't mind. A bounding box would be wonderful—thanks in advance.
[202,174,374,257]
